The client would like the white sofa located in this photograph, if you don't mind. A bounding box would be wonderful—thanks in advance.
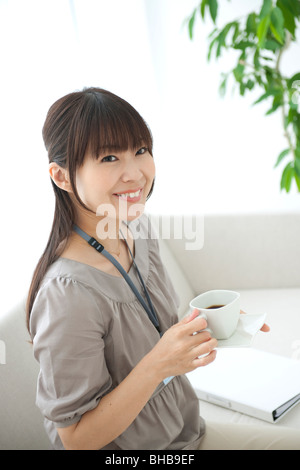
[1,213,300,450]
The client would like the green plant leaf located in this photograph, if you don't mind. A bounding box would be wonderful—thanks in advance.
[208,26,219,38]
[281,0,300,17]
[286,107,297,127]
[254,49,261,69]
[232,21,240,42]
[200,0,208,20]
[293,115,300,138]
[294,172,300,191]
[246,13,257,35]
[265,92,283,114]
[294,141,300,191]
[253,88,280,105]
[264,38,282,50]
[295,156,300,175]
[288,72,300,88]
[266,102,281,114]
[233,40,255,50]
[270,7,285,43]
[208,0,218,24]
[188,9,197,39]
[257,15,271,47]
[260,0,273,19]
[207,36,218,60]
[215,26,230,58]
[219,75,228,97]
[253,92,270,105]
[277,0,297,36]
[233,62,245,82]
[246,79,255,90]
[274,148,290,167]
[280,161,294,191]
[295,154,300,190]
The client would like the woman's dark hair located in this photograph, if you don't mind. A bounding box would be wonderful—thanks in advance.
[26,87,154,332]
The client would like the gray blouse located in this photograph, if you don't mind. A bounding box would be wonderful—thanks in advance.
[30,215,205,450]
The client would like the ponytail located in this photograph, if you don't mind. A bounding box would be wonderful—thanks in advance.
[26,184,74,332]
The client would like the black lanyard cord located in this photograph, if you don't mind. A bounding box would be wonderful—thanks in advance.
[73,224,161,335]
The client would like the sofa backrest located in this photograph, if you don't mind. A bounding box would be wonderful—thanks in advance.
[151,213,300,317]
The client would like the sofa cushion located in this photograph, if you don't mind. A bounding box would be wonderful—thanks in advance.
[0,301,50,450]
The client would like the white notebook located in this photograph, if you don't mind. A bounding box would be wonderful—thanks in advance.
[186,348,300,423]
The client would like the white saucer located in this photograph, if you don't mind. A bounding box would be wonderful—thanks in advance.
[216,313,267,348]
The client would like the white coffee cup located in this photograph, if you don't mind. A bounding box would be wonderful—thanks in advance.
[189,290,240,340]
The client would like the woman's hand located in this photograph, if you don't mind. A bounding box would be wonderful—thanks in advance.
[148,309,217,383]
[240,309,270,332]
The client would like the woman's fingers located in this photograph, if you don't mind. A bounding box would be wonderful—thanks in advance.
[181,308,200,324]
[260,323,270,332]
[180,309,208,334]
[192,336,218,358]
[155,309,218,377]
[178,309,217,353]
[240,309,270,332]
[192,348,217,368]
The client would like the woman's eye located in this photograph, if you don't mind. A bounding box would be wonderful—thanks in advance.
[136,147,148,156]
[101,155,117,163]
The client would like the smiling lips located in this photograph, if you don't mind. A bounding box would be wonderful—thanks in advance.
[113,188,143,202]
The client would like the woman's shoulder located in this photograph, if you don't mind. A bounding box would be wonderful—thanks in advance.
[33,258,99,306]
[30,258,110,336]
[43,256,98,287]
[35,257,113,309]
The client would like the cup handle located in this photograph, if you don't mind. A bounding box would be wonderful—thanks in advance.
[193,313,213,336]
[198,313,207,322]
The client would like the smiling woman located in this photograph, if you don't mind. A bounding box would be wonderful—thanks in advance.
[27,87,155,326]
[27,86,217,450]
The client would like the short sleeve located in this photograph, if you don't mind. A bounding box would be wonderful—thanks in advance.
[30,276,113,428]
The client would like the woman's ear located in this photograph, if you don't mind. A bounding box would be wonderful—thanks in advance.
[49,162,72,193]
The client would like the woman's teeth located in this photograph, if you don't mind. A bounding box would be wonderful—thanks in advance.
[116,190,141,199]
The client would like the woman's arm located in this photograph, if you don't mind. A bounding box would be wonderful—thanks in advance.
[57,310,217,450]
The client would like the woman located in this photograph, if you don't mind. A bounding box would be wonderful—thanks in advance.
[27,87,300,450]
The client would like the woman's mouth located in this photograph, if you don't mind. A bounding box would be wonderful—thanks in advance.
[113,188,143,202]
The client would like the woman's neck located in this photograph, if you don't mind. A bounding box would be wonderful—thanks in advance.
[74,212,131,256]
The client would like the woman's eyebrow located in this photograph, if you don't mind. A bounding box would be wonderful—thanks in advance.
[98,145,143,156]
[97,146,121,156]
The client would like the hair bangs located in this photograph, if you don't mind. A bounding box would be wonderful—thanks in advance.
[86,90,153,159]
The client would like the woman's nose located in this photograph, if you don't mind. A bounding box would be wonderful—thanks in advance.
[121,158,143,182]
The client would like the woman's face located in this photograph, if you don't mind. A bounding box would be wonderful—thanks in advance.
[75,145,155,222]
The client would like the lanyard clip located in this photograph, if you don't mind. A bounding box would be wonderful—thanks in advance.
[88,237,104,252]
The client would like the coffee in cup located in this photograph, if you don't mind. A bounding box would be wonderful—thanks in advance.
[189,290,240,340]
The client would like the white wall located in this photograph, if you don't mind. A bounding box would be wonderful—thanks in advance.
[0,0,299,315]
[144,0,300,215]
